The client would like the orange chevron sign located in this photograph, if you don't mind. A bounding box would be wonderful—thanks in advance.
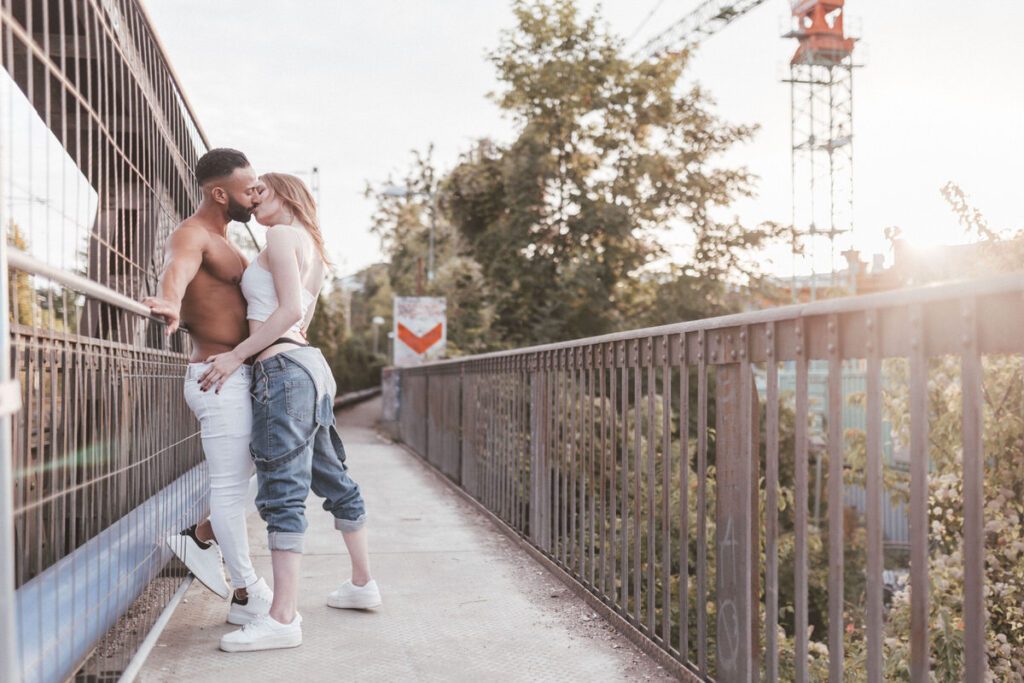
[397,322,443,355]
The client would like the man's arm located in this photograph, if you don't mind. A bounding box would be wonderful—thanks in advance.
[142,226,206,335]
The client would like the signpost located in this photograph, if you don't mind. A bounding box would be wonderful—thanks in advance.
[394,297,446,366]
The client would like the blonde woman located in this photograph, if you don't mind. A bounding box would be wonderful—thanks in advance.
[198,173,381,652]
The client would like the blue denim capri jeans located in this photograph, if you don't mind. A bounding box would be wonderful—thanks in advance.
[249,347,367,553]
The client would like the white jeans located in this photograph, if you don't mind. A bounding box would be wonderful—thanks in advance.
[184,363,259,589]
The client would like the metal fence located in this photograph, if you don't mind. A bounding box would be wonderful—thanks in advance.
[0,1,210,680]
[393,274,1024,682]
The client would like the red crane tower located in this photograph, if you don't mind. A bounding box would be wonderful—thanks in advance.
[637,1,859,299]
[785,0,857,297]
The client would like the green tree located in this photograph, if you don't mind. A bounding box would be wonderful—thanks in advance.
[367,147,498,355]
[442,0,783,346]
[858,186,1024,680]
[7,221,35,325]
[307,264,391,393]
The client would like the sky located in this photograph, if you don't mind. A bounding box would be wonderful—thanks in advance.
[145,0,1024,279]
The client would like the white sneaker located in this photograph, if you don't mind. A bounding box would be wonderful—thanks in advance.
[219,613,302,653]
[327,579,382,609]
[166,525,229,599]
[227,577,274,625]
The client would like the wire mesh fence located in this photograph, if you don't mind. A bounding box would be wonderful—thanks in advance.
[0,1,212,680]
[394,276,1024,682]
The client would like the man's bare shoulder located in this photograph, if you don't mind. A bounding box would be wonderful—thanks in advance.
[167,217,212,251]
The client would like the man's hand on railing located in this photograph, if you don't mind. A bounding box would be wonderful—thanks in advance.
[142,296,182,335]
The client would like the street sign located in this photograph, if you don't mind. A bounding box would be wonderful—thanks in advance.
[393,296,446,366]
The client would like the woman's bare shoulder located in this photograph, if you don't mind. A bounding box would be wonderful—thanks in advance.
[264,224,305,245]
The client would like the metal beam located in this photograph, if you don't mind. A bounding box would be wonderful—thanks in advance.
[633,0,769,58]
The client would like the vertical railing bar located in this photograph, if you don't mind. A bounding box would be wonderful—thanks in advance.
[511,361,518,528]
[765,321,779,683]
[588,350,596,588]
[491,360,499,516]
[516,358,524,532]
[518,359,526,533]
[580,350,589,582]
[609,343,619,605]
[865,308,884,683]
[573,352,581,573]
[552,353,560,562]
[492,362,499,511]
[696,329,708,674]
[503,362,508,521]
[488,362,495,509]
[526,358,532,532]
[547,353,556,554]
[480,366,488,505]
[491,364,499,515]
[481,366,489,506]
[660,336,671,646]
[599,346,608,598]
[795,317,810,683]
[498,362,505,519]
[961,297,986,682]
[490,366,498,514]
[909,304,930,683]
[827,314,844,681]
[679,333,690,662]
[618,344,626,610]
[633,340,642,625]
[506,359,513,523]
[552,353,561,559]
[620,341,629,612]
[560,350,569,568]
[646,339,656,634]
[537,356,547,551]
[578,350,587,573]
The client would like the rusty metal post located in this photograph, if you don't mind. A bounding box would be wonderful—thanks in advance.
[529,357,548,549]
[715,360,758,682]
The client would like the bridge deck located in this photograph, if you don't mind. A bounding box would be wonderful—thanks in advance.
[139,398,671,682]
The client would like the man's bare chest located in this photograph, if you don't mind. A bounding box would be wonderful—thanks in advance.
[203,240,247,285]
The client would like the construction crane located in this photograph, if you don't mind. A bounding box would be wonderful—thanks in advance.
[632,0,769,57]
[635,1,858,300]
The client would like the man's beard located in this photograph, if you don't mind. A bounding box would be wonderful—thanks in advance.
[226,197,253,223]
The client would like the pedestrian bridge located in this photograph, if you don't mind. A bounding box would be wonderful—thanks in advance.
[0,2,1018,682]
[138,398,673,682]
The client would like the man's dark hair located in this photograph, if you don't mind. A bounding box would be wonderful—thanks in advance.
[195,148,250,185]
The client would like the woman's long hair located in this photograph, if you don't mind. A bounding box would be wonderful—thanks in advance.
[260,172,332,267]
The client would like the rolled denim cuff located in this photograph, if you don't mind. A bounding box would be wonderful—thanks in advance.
[268,531,304,553]
[333,513,367,533]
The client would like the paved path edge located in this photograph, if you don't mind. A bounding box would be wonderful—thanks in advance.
[382,430,701,683]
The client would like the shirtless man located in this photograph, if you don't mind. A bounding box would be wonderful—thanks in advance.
[143,148,273,626]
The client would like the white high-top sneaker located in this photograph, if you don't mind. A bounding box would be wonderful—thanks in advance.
[220,613,302,653]
[166,524,229,600]
[327,579,382,609]
[227,577,274,625]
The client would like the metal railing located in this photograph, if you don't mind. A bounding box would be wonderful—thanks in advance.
[392,274,1024,682]
[0,1,210,680]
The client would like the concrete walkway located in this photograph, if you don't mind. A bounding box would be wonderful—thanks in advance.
[140,398,673,682]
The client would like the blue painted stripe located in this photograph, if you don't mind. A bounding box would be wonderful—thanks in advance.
[15,464,208,683]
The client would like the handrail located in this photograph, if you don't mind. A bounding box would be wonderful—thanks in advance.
[7,248,187,332]
[399,271,1024,368]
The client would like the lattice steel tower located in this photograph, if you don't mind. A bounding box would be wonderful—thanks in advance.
[785,0,856,296]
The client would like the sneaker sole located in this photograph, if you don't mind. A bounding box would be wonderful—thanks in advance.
[219,633,302,653]
[326,595,382,610]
